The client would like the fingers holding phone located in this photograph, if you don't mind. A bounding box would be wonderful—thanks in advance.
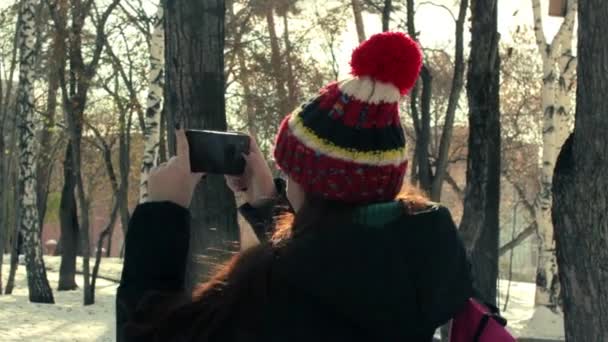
[147,129,205,208]
[181,129,276,206]
[225,135,276,206]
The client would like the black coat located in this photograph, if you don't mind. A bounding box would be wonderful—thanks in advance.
[116,199,473,342]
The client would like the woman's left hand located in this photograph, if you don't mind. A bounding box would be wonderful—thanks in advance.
[147,129,205,208]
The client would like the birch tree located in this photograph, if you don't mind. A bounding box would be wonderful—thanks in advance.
[139,4,164,203]
[531,0,577,311]
[16,0,55,304]
[406,0,468,202]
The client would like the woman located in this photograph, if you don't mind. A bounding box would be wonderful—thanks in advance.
[117,32,473,342]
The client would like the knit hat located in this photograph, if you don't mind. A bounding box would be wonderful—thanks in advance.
[273,31,423,203]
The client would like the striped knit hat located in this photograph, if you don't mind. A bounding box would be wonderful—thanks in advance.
[274,32,422,203]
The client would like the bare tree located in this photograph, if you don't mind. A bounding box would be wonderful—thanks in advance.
[405,0,468,202]
[0,2,20,295]
[552,0,608,338]
[16,0,55,304]
[49,0,121,304]
[459,0,501,305]
[531,0,577,311]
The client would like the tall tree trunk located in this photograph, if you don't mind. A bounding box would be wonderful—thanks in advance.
[265,6,289,115]
[118,106,131,259]
[381,0,392,32]
[552,0,608,339]
[89,197,119,303]
[459,0,501,306]
[36,1,64,234]
[531,0,577,310]
[228,1,257,138]
[351,0,366,43]
[16,0,54,304]
[57,145,79,291]
[406,0,468,201]
[282,14,297,111]
[164,0,239,289]
[430,0,469,201]
[139,5,164,203]
[4,114,21,295]
[416,66,433,193]
[2,0,22,296]
[0,122,4,293]
[4,196,20,295]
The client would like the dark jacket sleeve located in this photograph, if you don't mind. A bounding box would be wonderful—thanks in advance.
[238,178,293,242]
[415,206,474,331]
[116,202,190,342]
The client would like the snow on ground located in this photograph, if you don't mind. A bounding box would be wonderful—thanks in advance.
[1,255,565,341]
[499,279,565,340]
[1,256,120,342]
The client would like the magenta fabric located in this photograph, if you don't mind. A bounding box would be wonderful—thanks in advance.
[450,298,517,342]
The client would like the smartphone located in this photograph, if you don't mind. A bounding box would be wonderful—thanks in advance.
[185,129,250,175]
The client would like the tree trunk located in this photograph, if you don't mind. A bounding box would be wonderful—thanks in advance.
[36,1,64,233]
[416,66,433,193]
[16,0,54,304]
[118,106,131,260]
[4,180,20,295]
[531,0,577,310]
[65,105,92,305]
[229,2,257,139]
[0,126,4,293]
[405,0,468,201]
[552,0,608,339]
[381,0,392,32]
[89,197,119,303]
[139,5,164,203]
[265,6,289,115]
[0,0,21,287]
[430,0,468,202]
[351,0,366,43]
[459,0,501,306]
[4,119,20,295]
[282,14,297,111]
[164,0,239,289]
[57,144,79,291]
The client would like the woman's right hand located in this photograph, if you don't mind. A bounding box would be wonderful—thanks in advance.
[225,135,276,207]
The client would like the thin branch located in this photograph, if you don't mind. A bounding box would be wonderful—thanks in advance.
[86,0,121,77]
[499,222,537,256]
[417,1,456,22]
[444,171,464,202]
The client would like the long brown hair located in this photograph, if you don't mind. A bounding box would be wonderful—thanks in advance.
[127,186,431,341]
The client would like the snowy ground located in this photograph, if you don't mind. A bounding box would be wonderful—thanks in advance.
[1,256,121,342]
[1,255,565,341]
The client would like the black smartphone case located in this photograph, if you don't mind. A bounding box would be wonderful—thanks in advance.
[186,130,250,175]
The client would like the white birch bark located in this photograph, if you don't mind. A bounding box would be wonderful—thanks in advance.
[139,5,165,203]
[16,0,54,303]
[531,0,577,311]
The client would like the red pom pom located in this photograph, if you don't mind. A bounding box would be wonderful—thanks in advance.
[350,32,423,95]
